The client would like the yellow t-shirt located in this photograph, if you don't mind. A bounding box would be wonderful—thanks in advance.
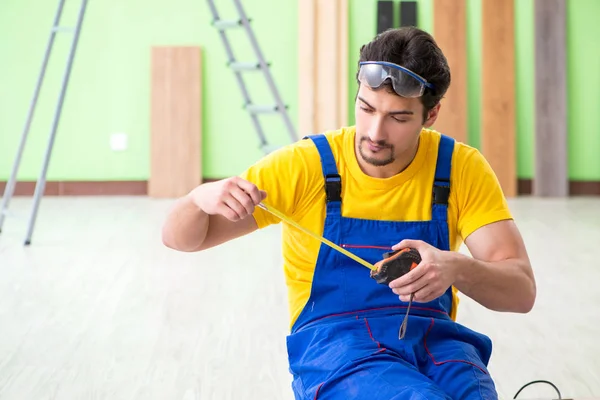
[240,126,512,327]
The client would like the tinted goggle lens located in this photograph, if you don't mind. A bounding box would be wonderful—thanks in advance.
[358,62,432,98]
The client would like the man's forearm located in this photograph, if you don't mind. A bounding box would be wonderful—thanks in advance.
[452,253,536,313]
[161,194,209,252]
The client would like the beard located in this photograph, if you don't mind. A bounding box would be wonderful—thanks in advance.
[358,136,395,167]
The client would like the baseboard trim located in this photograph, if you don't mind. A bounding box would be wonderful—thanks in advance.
[1,179,599,196]
[0,181,148,196]
[518,179,600,196]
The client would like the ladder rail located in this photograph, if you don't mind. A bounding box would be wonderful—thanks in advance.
[22,0,88,245]
[0,0,68,232]
[207,0,298,152]
[206,0,269,148]
[232,0,297,144]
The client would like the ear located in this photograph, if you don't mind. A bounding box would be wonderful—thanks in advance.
[422,103,441,127]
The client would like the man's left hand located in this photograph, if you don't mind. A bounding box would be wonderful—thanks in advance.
[388,239,460,303]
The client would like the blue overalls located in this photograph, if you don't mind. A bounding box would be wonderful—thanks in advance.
[285,134,498,400]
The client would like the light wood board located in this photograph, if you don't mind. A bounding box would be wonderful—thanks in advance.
[481,0,517,197]
[149,46,202,198]
[298,0,349,136]
[432,0,468,144]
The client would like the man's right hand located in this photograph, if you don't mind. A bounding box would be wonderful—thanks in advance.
[189,177,267,222]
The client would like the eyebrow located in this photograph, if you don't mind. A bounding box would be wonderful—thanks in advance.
[358,96,414,116]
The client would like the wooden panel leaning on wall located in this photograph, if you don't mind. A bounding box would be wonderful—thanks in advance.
[481,0,517,197]
[149,46,202,198]
[298,0,348,136]
[432,0,467,144]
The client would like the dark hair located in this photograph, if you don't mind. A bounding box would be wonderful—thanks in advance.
[357,27,451,120]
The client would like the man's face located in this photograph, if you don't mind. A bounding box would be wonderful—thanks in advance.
[354,83,438,171]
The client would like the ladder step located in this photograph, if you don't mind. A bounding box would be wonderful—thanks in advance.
[207,0,297,151]
[229,62,262,71]
[212,19,245,30]
[246,104,284,114]
[52,26,75,33]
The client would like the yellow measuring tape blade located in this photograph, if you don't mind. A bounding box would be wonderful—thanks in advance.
[257,203,376,271]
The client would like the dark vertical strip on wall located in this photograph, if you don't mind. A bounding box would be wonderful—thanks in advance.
[399,1,418,27]
[377,1,395,34]
[534,0,568,196]
[482,0,517,197]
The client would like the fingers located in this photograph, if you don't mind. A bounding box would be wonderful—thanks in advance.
[398,284,436,303]
[221,197,244,221]
[390,263,437,302]
[389,262,428,290]
[398,294,412,302]
[391,272,427,297]
[392,239,418,251]
[193,176,268,221]
[391,262,446,303]
[394,272,436,302]
[218,201,243,221]
[230,185,256,218]
[392,239,429,252]
[414,285,437,303]
[235,177,266,205]
[217,177,269,221]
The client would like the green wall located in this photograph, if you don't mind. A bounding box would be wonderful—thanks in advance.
[0,0,298,181]
[1,0,599,182]
[567,0,600,180]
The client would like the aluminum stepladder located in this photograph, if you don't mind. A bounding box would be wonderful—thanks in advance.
[206,0,298,153]
[0,0,88,245]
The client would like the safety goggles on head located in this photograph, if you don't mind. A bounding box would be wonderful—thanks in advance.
[358,61,434,98]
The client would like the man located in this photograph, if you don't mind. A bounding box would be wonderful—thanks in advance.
[162,27,536,400]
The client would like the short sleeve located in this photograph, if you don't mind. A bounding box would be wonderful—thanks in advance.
[454,147,514,241]
[238,142,317,229]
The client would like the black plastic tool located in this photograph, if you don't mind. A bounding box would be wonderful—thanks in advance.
[370,247,422,339]
[370,247,422,285]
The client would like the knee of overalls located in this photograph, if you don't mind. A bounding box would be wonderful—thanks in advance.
[288,348,454,400]
[417,317,498,400]
[286,316,497,400]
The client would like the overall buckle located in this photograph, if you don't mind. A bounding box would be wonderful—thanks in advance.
[433,179,450,205]
[325,174,342,202]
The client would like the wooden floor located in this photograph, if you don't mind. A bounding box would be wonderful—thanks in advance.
[1,196,599,400]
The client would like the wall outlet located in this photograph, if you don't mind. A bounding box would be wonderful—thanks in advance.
[110,133,128,151]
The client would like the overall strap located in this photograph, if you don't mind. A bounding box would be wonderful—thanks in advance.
[431,134,455,222]
[303,134,342,217]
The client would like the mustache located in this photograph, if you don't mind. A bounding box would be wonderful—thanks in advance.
[360,137,392,148]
